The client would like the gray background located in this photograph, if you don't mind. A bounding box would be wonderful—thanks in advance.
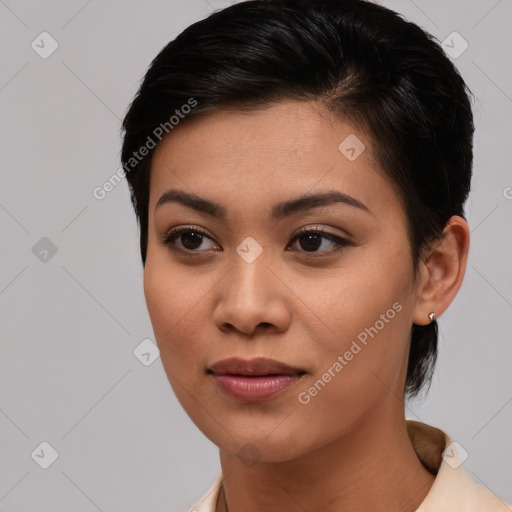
[1,0,511,510]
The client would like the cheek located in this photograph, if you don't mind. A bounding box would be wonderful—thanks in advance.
[294,242,415,397]
[143,260,213,415]
[143,256,205,361]
[294,242,413,349]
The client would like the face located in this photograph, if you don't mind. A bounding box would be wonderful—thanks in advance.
[144,100,419,462]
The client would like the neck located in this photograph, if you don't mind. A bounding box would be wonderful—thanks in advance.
[217,408,435,512]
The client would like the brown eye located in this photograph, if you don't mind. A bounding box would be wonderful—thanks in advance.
[289,228,349,256]
[297,232,324,252]
[179,231,205,250]
[163,227,218,254]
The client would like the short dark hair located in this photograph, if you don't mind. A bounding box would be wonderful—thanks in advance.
[121,0,474,398]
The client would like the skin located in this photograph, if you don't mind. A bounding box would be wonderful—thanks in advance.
[144,100,470,512]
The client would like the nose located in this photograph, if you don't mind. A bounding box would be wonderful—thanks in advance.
[212,249,291,337]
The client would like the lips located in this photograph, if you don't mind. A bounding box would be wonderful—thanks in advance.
[208,357,306,402]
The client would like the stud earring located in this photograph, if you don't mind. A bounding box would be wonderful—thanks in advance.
[428,312,436,322]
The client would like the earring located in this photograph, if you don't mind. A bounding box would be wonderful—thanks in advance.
[428,312,436,322]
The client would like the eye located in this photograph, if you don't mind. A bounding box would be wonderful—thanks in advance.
[288,225,349,256]
[161,226,218,254]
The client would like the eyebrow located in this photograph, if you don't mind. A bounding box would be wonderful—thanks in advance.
[155,188,371,221]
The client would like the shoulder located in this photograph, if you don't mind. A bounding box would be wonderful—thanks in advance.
[407,420,511,512]
[471,484,512,512]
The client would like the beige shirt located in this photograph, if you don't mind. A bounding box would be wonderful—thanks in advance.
[189,420,511,511]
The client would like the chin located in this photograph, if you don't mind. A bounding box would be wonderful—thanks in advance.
[223,435,307,465]
[195,412,315,463]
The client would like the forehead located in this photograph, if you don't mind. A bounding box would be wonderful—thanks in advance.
[149,101,402,220]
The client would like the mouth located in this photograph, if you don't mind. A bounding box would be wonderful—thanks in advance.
[207,357,306,402]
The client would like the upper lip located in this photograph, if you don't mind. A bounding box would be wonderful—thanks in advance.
[208,357,305,376]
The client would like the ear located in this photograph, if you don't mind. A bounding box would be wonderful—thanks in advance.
[413,216,470,326]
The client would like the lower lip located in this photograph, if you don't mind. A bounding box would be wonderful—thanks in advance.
[211,374,302,402]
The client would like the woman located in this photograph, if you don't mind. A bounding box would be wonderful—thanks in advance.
[121,0,510,510]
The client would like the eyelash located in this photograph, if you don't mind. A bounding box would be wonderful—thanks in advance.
[161,225,349,258]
